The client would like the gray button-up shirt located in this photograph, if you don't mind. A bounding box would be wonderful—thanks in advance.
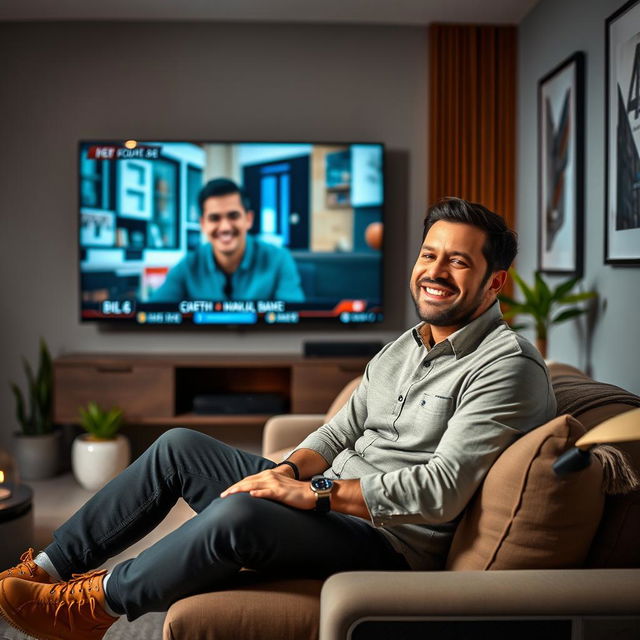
[295,301,557,569]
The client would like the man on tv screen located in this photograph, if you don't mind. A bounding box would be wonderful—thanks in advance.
[150,178,305,303]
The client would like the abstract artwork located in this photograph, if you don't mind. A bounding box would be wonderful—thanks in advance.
[538,52,585,275]
[606,0,640,263]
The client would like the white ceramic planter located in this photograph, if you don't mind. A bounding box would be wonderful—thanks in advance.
[71,434,130,491]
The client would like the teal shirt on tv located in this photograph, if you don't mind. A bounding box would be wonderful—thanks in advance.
[150,235,305,302]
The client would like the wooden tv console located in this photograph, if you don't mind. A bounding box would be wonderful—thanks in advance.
[53,354,368,429]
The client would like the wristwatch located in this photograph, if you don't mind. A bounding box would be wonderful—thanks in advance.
[310,475,334,513]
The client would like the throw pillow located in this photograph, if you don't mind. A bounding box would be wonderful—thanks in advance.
[446,414,604,570]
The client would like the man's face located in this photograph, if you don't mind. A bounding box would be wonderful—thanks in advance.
[200,193,254,258]
[410,220,504,334]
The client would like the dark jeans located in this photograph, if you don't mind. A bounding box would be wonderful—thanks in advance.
[45,428,408,620]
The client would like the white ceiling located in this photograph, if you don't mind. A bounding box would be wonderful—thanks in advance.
[0,0,539,25]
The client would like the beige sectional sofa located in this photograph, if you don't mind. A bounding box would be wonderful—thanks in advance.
[163,363,640,640]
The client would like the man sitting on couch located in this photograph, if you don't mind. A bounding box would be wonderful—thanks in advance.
[0,198,556,640]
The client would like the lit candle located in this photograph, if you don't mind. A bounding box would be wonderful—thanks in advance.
[0,470,11,500]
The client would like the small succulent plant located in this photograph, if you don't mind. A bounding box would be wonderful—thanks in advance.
[78,402,124,440]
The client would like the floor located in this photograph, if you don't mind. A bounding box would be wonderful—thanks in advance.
[0,472,195,640]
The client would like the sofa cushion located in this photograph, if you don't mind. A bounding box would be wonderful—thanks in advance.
[163,576,322,640]
[266,447,294,463]
[446,414,604,570]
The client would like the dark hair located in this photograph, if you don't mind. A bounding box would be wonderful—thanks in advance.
[198,178,252,215]
[422,197,518,274]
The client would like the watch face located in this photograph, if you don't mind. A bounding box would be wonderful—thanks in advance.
[311,476,333,491]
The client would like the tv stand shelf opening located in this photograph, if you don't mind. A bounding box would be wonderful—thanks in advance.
[53,354,368,429]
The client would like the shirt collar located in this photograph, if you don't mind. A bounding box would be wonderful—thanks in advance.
[411,300,504,358]
[411,326,424,347]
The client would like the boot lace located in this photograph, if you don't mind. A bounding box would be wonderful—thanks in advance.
[8,548,37,578]
[48,569,109,629]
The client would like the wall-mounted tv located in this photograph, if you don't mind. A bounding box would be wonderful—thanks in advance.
[79,141,384,327]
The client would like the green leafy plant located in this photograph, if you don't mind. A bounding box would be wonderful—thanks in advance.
[10,338,54,436]
[498,268,597,357]
[78,402,124,440]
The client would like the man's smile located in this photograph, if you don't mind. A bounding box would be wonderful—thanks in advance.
[418,279,458,300]
[213,229,239,242]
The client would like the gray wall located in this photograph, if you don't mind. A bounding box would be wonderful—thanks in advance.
[0,22,428,449]
[518,0,640,394]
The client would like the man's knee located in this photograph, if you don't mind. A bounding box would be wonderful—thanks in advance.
[153,427,218,458]
[209,493,265,529]
[202,494,275,559]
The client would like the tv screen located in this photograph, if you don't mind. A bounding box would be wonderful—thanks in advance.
[79,141,384,327]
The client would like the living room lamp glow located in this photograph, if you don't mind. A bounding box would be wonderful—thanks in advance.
[0,470,10,500]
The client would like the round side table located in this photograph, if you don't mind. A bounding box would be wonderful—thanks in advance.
[0,483,34,567]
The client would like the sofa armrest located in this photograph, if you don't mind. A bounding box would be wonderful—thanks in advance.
[262,414,324,460]
[319,569,640,640]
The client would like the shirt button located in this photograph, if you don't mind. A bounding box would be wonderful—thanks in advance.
[424,361,430,367]
[398,395,403,402]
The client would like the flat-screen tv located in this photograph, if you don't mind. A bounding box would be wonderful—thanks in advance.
[78,140,384,327]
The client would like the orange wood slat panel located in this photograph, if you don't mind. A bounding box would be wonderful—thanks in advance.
[453,26,461,197]
[428,23,516,224]
[427,24,516,296]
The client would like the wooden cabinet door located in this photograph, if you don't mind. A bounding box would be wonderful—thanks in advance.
[54,365,174,422]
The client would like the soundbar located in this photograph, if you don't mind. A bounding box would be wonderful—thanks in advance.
[193,393,287,415]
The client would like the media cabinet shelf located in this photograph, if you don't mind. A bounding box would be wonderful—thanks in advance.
[53,353,369,428]
[138,414,273,427]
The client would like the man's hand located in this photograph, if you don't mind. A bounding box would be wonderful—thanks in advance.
[220,465,372,520]
[220,467,316,511]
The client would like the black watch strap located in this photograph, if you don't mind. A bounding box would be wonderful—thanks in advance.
[275,460,300,480]
[314,494,331,513]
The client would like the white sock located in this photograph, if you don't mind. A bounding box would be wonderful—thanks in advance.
[34,553,119,618]
[101,573,120,618]
[33,552,62,582]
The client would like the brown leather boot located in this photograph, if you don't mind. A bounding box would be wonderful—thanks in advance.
[0,568,118,640]
[0,548,55,584]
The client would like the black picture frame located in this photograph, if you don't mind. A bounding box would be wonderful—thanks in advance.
[605,0,640,265]
[538,52,585,276]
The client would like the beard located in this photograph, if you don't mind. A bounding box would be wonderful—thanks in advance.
[411,277,485,327]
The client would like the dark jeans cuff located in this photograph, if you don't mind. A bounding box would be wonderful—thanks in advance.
[42,539,74,581]
[104,569,127,617]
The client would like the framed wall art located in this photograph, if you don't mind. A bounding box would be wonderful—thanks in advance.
[538,52,585,275]
[606,0,640,264]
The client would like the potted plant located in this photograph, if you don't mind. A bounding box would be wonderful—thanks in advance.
[10,338,60,480]
[72,402,130,490]
[498,269,597,358]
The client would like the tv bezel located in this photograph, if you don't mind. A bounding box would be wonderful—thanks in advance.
[77,138,386,330]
